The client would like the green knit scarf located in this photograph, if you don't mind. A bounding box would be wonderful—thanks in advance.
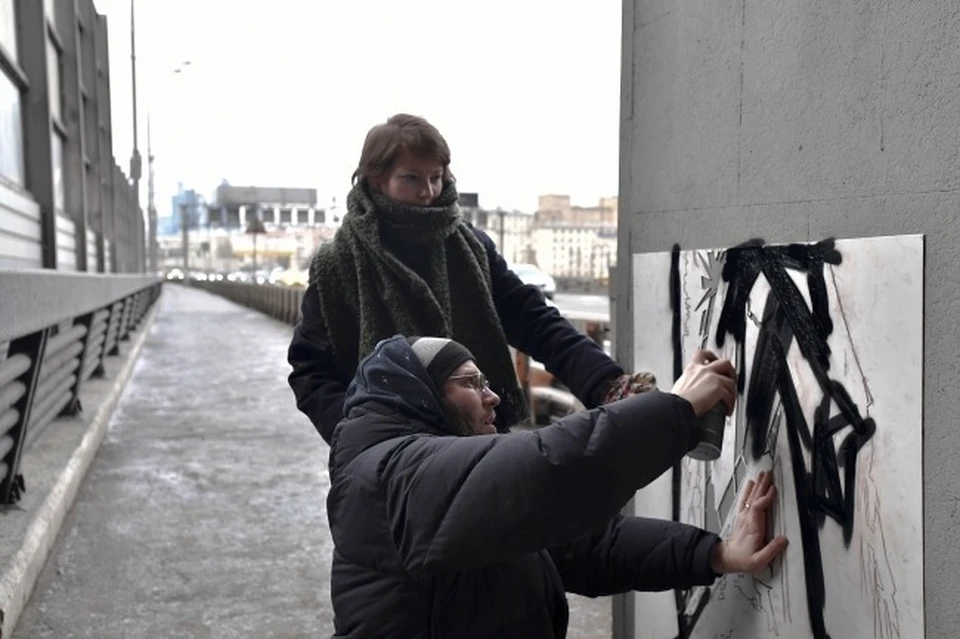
[309,181,529,431]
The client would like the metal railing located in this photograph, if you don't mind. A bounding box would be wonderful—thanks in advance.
[191,280,303,326]
[0,270,162,504]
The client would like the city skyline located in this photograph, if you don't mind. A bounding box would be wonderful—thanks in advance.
[93,0,622,217]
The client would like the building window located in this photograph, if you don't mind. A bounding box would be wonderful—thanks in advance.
[52,132,64,210]
[0,73,23,185]
[47,38,62,124]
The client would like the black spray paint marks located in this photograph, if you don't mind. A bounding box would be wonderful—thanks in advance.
[670,244,684,382]
[669,244,689,635]
[674,239,876,639]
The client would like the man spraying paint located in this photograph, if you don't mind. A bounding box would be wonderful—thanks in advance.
[324,335,788,638]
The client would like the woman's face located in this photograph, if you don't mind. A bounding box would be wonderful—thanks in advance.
[374,151,445,206]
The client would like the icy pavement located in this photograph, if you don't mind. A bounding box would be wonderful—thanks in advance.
[14,285,611,638]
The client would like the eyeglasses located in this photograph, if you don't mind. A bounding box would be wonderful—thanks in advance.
[448,372,491,393]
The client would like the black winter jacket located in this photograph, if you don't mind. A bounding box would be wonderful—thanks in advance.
[288,226,623,443]
[327,336,721,638]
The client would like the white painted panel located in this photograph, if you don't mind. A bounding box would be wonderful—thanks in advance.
[0,185,42,267]
[55,214,77,271]
[630,236,924,639]
[0,182,39,218]
[0,234,42,266]
[631,248,681,523]
[86,229,98,271]
[0,206,41,242]
[55,226,74,244]
[56,248,77,271]
[55,213,75,234]
[631,249,682,638]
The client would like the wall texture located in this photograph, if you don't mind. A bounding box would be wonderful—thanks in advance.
[616,1,959,637]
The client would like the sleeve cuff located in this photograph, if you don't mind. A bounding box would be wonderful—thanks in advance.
[691,533,723,585]
[667,394,700,453]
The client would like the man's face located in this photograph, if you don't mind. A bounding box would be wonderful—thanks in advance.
[440,362,500,436]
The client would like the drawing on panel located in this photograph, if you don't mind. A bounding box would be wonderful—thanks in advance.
[646,237,923,639]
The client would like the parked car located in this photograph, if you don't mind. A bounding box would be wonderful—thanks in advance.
[508,263,556,299]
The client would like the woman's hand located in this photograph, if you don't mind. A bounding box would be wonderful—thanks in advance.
[669,349,737,417]
[601,371,658,404]
[709,471,789,574]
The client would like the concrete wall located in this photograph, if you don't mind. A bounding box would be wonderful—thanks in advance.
[616,1,959,637]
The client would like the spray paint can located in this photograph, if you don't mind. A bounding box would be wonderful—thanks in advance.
[687,403,727,461]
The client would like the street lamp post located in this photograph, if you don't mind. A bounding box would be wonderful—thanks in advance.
[180,202,189,273]
[129,0,145,272]
[496,207,506,255]
[245,214,266,282]
[149,61,194,274]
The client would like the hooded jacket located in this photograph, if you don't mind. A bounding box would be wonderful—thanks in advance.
[326,336,720,638]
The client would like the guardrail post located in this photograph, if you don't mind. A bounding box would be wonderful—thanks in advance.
[1,329,50,504]
[105,300,123,356]
[66,312,99,416]
[118,295,133,342]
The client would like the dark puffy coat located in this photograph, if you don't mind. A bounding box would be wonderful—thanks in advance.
[288,226,623,443]
[327,336,720,638]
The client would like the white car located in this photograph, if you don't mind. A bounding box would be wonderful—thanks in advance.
[508,263,556,300]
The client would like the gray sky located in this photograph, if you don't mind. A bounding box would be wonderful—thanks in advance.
[95,1,621,216]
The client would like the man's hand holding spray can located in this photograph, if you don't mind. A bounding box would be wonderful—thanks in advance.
[670,349,737,461]
[608,349,735,459]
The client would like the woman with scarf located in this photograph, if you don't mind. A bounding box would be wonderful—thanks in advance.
[287,114,647,444]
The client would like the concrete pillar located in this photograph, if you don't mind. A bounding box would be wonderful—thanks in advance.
[615,1,960,637]
[239,205,247,228]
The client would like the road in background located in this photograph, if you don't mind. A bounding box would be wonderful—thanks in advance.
[553,293,609,320]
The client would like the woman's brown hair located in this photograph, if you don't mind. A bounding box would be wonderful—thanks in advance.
[352,114,454,185]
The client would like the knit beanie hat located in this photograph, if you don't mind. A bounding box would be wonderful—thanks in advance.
[406,337,476,391]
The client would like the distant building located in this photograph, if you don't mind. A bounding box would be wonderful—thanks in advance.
[484,209,536,265]
[458,192,480,209]
[533,224,617,281]
[536,195,618,226]
[457,192,535,265]
[210,183,323,230]
[161,186,204,235]
[454,191,619,282]
[531,194,618,281]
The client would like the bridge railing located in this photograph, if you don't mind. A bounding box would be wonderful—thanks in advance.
[0,270,162,504]
[191,280,303,326]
